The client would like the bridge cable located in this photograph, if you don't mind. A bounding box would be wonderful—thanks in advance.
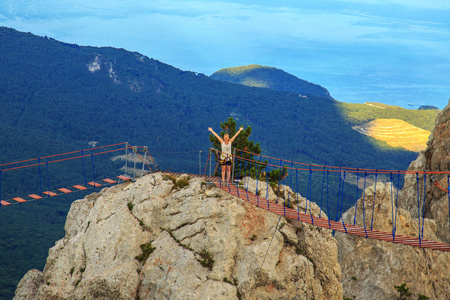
[394,171,400,239]
[46,162,50,197]
[390,172,395,240]
[81,150,87,185]
[255,154,262,206]
[244,158,249,202]
[326,170,331,229]
[288,161,293,210]
[308,166,314,224]
[340,171,348,233]
[276,160,282,205]
[296,168,299,220]
[421,174,427,240]
[91,153,96,187]
[362,171,368,237]
[416,173,421,243]
[353,168,360,226]
[259,215,282,274]
[282,160,286,217]
[371,171,378,230]
[0,170,2,207]
[266,157,271,211]
[38,158,42,195]
[335,168,343,221]
[319,166,325,218]
[448,175,450,232]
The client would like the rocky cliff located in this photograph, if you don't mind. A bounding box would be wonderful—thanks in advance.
[399,103,450,244]
[14,173,342,299]
[336,183,450,299]
[336,100,450,300]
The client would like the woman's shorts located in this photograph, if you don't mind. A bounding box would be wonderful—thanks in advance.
[221,160,232,166]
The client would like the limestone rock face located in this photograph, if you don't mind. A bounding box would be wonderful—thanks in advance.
[14,269,43,300]
[240,177,324,217]
[336,182,450,300]
[399,102,450,243]
[15,173,342,299]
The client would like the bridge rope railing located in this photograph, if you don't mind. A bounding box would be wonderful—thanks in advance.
[0,142,157,206]
[203,147,450,248]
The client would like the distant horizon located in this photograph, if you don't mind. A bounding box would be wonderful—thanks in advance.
[1,1,449,109]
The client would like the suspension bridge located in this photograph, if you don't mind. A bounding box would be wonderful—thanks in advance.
[0,142,155,205]
[1,143,449,251]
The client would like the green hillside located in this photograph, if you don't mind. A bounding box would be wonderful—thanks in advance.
[339,102,439,131]
[0,27,422,299]
[210,64,332,99]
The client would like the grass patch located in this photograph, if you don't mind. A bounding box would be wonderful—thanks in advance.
[127,202,134,211]
[135,241,156,263]
[199,249,215,270]
[163,174,177,183]
[163,174,190,190]
[175,178,190,189]
[223,277,232,284]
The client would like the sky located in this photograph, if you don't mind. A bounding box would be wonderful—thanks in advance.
[1,0,449,109]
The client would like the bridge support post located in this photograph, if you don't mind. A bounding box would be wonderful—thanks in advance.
[209,148,213,180]
[141,146,148,177]
[231,148,236,185]
[199,150,202,175]
[125,144,129,177]
[133,146,137,180]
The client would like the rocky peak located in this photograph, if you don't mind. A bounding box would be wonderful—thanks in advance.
[14,173,342,299]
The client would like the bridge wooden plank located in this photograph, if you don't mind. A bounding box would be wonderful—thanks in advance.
[13,197,27,203]
[117,175,131,181]
[43,191,58,197]
[28,194,43,199]
[88,182,102,187]
[1,200,11,206]
[58,188,72,194]
[103,178,117,184]
[73,185,87,190]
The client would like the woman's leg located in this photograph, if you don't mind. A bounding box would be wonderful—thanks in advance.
[221,164,226,182]
[226,165,231,183]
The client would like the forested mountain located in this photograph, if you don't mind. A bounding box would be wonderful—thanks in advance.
[210,64,332,99]
[0,26,423,298]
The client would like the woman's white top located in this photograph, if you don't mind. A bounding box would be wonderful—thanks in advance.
[221,141,232,160]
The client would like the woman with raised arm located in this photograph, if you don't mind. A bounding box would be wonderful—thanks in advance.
[208,126,244,185]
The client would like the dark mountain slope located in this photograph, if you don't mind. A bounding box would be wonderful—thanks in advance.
[210,64,332,99]
[0,27,414,171]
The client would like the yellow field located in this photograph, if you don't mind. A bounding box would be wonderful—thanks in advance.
[353,118,431,152]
